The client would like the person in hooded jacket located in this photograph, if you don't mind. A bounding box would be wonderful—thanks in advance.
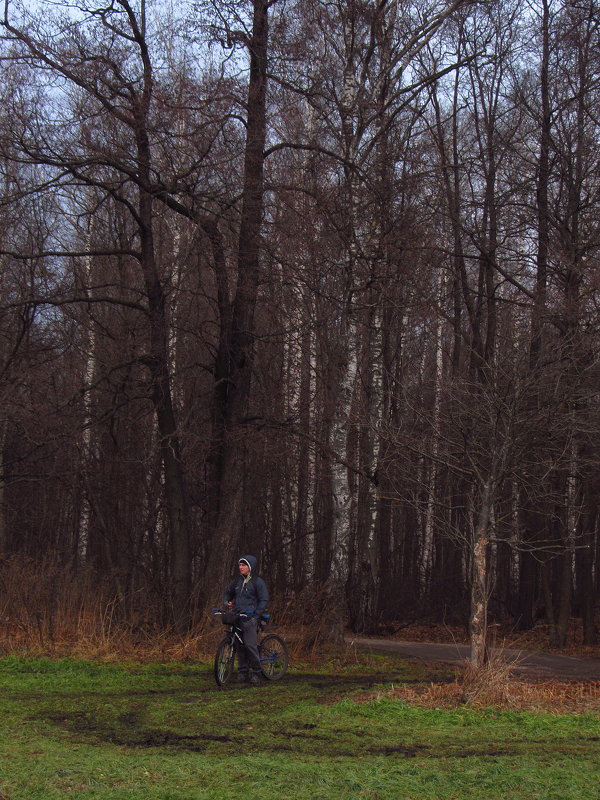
[223,555,269,684]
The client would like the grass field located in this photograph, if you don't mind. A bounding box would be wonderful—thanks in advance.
[0,654,599,800]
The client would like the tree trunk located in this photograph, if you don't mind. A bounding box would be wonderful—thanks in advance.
[554,548,572,649]
[138,138,191,628]
[203,0,269,603]
[0,416,6,555]
[577,489,597,646]
[292,309,312,593]
[470,479,493,667]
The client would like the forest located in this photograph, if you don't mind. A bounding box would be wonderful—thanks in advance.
[0,0,599,662]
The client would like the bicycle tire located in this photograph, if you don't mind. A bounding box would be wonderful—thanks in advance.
[258,633,289,680]
[214,637,235,686]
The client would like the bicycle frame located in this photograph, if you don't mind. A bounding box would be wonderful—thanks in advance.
[213,610,288,686]
[221,616,266,661]
[224,624,244,649]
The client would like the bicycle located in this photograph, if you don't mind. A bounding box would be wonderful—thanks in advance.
[213,609,289,687]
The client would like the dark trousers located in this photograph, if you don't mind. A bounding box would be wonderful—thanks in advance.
[234,617,261,674]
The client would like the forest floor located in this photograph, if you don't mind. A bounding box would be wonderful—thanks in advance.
[377,619,600,658]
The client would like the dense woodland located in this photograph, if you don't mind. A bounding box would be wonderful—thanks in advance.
[0,0,599,660]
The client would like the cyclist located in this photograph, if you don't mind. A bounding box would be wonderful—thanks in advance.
[223,555,269,685]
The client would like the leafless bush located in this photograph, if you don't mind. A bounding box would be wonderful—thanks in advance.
[0,554,213,660]
[365,654,600,713]
[271,587,342,658]
[459,653,520,707]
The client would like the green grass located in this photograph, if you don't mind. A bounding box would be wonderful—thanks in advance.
[0,655,598,799]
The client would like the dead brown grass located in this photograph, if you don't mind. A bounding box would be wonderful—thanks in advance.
[0,554,224,662]
[385,675,600,713]
[0,555,309,663]
[502,621,600,660]
[0,616,218,663]
[360,653,600,714]
[386,619,600,660]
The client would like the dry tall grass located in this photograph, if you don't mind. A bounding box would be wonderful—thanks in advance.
[0,555,310,662]
[366,652,600,714]
[0,555,217,661]
[383,674,600,713]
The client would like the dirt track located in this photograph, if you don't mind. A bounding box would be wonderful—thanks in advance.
[349,637,600,681]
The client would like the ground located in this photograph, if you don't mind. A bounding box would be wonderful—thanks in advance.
[349,635,600,681]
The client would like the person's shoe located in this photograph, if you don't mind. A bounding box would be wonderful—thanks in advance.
[237,672,249,683]
[248,672,261,686]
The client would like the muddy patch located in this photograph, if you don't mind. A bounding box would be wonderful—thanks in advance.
[46,710,232,752]
[370,744,422,757]
[120,731,231,750]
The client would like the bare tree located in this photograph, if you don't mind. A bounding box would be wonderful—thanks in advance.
[1,0,193,625]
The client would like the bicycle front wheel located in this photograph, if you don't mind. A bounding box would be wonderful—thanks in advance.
[214,638,235,686]
[259,634,289,680]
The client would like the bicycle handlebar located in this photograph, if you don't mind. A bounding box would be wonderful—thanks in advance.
[213,608,270,621]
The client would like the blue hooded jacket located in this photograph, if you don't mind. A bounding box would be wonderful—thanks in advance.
[223,555,269,616]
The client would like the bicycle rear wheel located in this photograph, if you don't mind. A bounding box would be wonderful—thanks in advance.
[214,638,235,686]
[258,634,288,680]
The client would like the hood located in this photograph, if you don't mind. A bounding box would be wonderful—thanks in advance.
[238,554,257,573]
